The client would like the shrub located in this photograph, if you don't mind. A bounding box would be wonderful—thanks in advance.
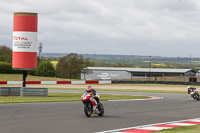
[35,61,55,77]
[0,62,12,73]
[0,62,22,74]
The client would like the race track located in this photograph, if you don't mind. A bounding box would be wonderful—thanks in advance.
[0,90,200,133]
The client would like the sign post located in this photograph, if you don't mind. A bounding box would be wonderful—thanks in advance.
[12,12,38,87]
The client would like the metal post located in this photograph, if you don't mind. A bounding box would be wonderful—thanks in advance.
[190,54,191,68]
[149,56,151,81]
[38,42,43,59]
[23,70,27,87]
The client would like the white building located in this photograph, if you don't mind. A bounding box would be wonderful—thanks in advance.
[81,67,197,80]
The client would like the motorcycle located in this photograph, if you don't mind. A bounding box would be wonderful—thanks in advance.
[81,92,104,117]
[188,87,200,101]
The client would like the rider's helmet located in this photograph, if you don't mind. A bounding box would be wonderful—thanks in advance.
[187,86,191,89]
[86,86,92,92]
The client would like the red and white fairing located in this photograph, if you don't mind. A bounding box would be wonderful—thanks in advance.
[81,93,91,101]
[12,12,38,70]
[81,92,97,106]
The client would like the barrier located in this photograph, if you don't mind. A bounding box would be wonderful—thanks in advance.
[7,81,22,85]
[0,87,48,97]
[85,81,99,84]
[2,80,200,85]
[99,80,112,84]
[41,81,57,84]
[20,87,48,97]
[0,81,7,84]
[0,80,112,85]
[0,87,20,96]
[26,81,41,84]
[71,81,86,84]
[57,81,71,84]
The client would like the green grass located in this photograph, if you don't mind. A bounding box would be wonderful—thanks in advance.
[0,92,148,104]
[152,125,200,133]
[0,74,78,81]
[111,84,191,87]
[95,89,186,94]
[49,88,186,94]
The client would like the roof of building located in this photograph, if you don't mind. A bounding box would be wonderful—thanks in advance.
[86,67,195,73]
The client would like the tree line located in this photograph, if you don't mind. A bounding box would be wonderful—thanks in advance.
[1,45,198,79]
[0,45,94,79]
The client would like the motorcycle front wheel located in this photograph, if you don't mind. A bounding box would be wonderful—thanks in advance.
[84,103,92,117]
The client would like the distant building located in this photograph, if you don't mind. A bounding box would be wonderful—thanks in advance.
[81,67,197,80]
[196,70,200,76]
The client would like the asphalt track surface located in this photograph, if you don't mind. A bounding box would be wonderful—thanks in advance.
[0,90,200,133]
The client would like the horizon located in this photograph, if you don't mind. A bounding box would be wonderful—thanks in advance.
[41,52,200,58]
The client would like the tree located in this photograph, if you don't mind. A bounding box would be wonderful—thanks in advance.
[27,57,44,75]
[0,45,12,63]
[35,61,55,77]
[56,53,93,79]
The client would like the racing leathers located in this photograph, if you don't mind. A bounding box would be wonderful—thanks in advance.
[84,89,100,112]
[188,86,196,94]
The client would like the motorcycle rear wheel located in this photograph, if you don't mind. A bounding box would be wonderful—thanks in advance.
[192,95,196,100]
[98,103,104,116]
[84,104,92,117]
[195,94,200,101]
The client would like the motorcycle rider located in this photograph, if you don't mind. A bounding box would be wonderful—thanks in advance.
[188,86,196,94]
[84,86,100,113]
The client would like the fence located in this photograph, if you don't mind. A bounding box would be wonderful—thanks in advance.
[130,76,200,82]
[113,80,200,85]
[20,87,48,97]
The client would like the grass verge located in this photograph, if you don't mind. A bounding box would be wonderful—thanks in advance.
[49,88,186,94]
[0,74,78,81]
[110,84,190,87]
[152,125,200,133]
[0,92,148,104]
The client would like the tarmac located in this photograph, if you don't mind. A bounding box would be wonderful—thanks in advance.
[0,89,199,133]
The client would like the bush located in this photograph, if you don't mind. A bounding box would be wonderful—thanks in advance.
[0,62,22,74]
[35,61,55,77]
[27,57,43,76]
[0,45,12,63]
[0,62,12,73]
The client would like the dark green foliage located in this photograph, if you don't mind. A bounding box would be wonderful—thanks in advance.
[0,62,12,73]
[56,53,94,79]
[0,62,21,74]
[27,57,43,75]
[35,61,55,77]
[0,45,12,63]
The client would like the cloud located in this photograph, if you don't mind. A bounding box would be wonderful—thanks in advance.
[1,0,200,57]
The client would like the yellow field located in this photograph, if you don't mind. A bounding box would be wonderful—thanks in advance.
[51,61,58,67]
[192,61,200,62]
[152,63,166,67]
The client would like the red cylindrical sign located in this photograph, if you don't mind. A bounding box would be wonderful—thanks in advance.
[12,12,38,70]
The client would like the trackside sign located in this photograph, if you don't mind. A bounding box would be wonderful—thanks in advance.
[12,12,38,70]
[13,32,37,52]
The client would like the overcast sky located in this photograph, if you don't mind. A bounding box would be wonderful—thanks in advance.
[1,0,200,57]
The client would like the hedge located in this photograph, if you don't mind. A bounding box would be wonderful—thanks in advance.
[0,62,21,74]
